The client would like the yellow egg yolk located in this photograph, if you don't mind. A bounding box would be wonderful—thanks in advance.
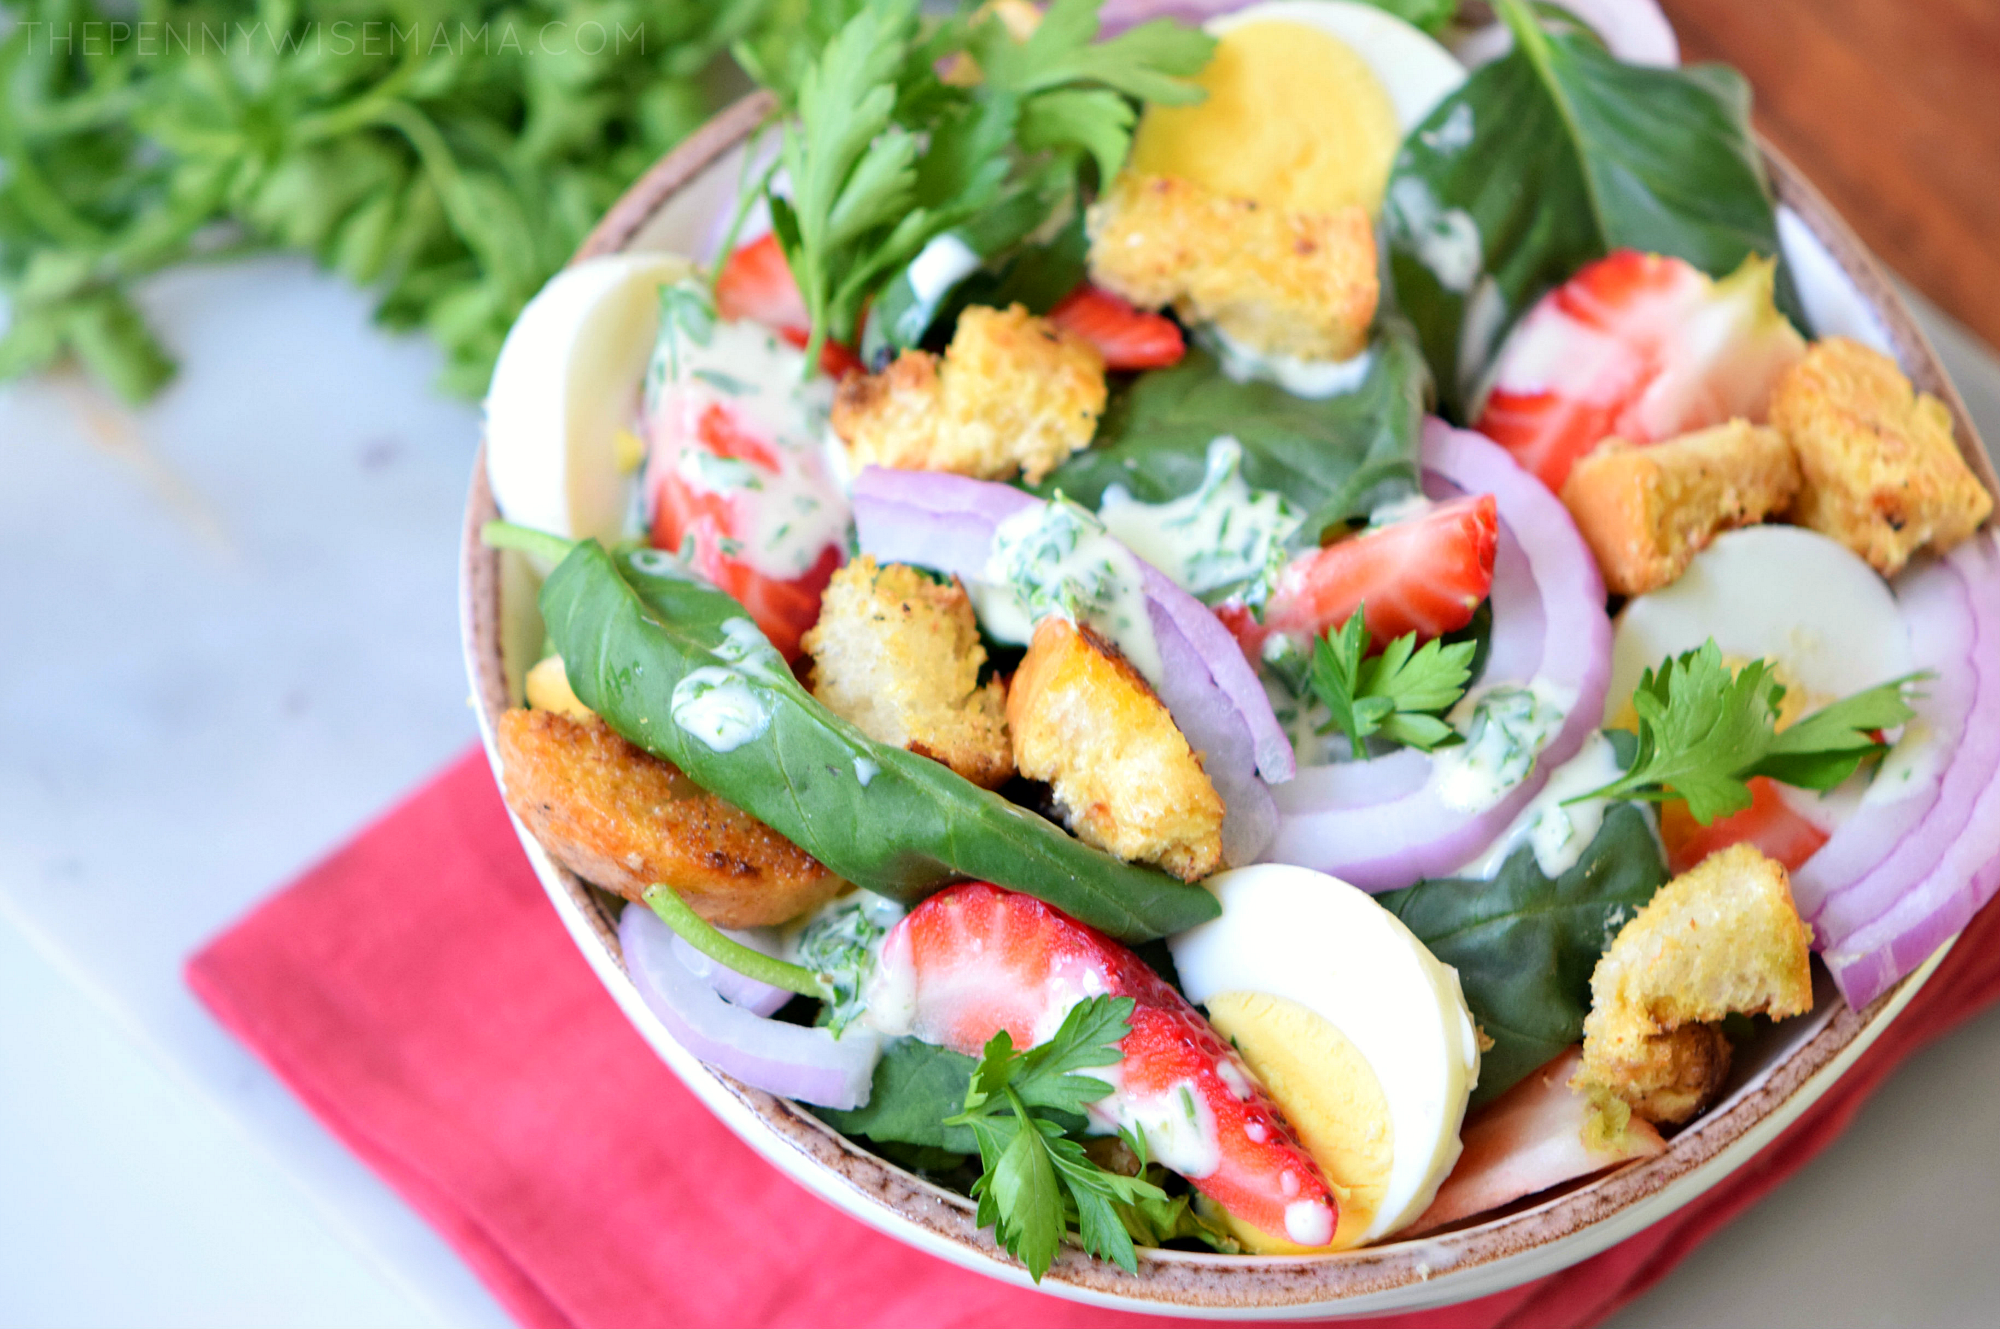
[1130,20,1401,216]
[1203,990,1393,1251]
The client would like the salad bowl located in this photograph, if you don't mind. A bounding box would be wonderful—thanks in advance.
[460,84,1996,1318]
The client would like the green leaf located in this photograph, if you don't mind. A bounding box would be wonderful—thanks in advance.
[1750,675,1921,790]
[1354,0,1458,36]
[985,1094,1065,1280]
[1308,611,1477,758]
[816,1038,983,1153]
[1035,331,1430,541]
[1019,86,1134,186]
[1379,801,1670,1103]
[541,541,1220,941]
[1309,613,1375,759]
[1383,0,1798,416]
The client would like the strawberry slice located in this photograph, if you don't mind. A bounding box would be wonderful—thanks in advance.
[874,882,1339,1250]
[1049,285,1185,370]
[714,234,864,379]
[1658,775,1830,877]
[1239,494,1498,659]
[1475,250,1806,491]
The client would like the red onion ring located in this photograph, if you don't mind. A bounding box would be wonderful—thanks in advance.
[1262,420,1612,891]
[672,931,791,1017]
[851,466,1295,865]
[621,902,881,1109]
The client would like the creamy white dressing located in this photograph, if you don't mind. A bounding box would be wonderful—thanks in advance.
[1386,177,1482,295]
[852,755,880,787]
[971,498,1164,683]
[1419,102,1474,154]
[712,616,789,683]
[645,285,850,579]
[1366,491,1436,528]
[1098,437,1303,608]
[1456,729,1626,879]
[1210,327,1375,398]
[670,666,771,752]
[1087,1067,1224,1181]
[1432,680,1576,813]
[905,233,983,307]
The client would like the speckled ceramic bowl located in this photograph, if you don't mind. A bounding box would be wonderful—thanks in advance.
[460,91,1998,1317]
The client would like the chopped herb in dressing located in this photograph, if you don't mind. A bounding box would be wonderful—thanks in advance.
[1098,437,1303,608]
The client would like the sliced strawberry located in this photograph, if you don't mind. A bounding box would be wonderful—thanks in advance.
[876,882,1339,1250]
[1658,775,1830,877]
[714,234,864,379]
[1251,494,1498,655]
[1049,285,1185,370]
[1475,250,1806,491]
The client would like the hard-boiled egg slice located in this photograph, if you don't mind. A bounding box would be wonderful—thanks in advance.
[485,252,694,545]
[1606,524,1913,723]
[1131,0,1465,216]
[1171,864,1480,1249]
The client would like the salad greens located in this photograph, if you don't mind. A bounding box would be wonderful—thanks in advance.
[0,0,770,401]
[1035,331,1430,542]
[763,0,1212,368]
[1570,641,1924,824]
[1379,798,1670,1103]
[1383,0,1798,416]
[946,996,1174,1280]
[1309,610,1478,759]
[520,530,1221,941]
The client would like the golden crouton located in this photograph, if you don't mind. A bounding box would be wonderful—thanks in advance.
[497,708,845,928]
[1577,844,1814,1124]
[831,304,1105,485]
[1085,172,1378,362]
[802,556,1014,789]
[1006,617,1224,881]
[1561,420,1802,596]
[1769,337,1993,575]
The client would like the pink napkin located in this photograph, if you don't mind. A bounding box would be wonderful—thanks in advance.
[188,747,2000,1328]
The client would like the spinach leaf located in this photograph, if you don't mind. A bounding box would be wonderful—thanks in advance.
[1383,0,1799,417]
[1358,0,1456,36]
[1377,801,1668,1104]
[1033,329,1428,541]
[817,1039,982,1153]
[541,541,1221,941]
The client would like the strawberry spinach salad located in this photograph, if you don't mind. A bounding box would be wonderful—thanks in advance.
[482,0,1997,1280]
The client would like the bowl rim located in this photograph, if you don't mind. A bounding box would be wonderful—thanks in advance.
[458,90,1995,1315]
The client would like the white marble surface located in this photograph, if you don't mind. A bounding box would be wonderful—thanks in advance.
[1,256,1998,1328]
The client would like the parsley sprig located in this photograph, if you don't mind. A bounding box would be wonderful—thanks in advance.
[761,0,1212,370]
[1309,609,1478,758]
[944,996,1172,1282]
[1570,640,1925,824]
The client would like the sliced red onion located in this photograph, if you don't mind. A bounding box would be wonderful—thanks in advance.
[620,902,881,1109]
[1810,534,2000,1008]
[672,929,791,1017]
[1263,420,1612,891]
[852,466,1295,864]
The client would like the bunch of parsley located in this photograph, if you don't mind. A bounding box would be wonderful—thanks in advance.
[0,0,769,401]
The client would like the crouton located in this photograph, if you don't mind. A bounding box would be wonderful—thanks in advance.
[831,304,1105,485]
[1576,844,1814,1124]
[1560,420,1802,596]
[1006,617,1224,881]
[497,707,844,928]
[1769,337,1993,575]
[802,556,1014,789]
[1085,172,1378,362]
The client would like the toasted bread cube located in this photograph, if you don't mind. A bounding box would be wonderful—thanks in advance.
[1085,172,1378,362]
[802,556,1014,789]
[1769,337,1992,575]
[1561,420,1802,596]
[497,708,844,928]
[1007,617,1224,881]
[1577,843,1814,1123]
[831,304,1105,485]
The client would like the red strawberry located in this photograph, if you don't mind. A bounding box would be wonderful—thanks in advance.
[1658,776,1830,877]
[1475,250,1806,491]
[1240,493,1498,658]
[1049,285,1185,370]
[875,882,1339,1250]
[714,234,864,379]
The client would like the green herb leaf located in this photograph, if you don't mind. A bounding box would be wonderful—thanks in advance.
[1383,0,1800,415]
[815,1038,987,1154]
[540,540,1220,940]
[1035,331,1430,541]
[1750,678,1921,790]
[1308,610,1477,758]
[1379,801,1670,1103]
[1355,0,1459,36]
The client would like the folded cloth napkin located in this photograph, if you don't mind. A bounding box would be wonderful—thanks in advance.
[190,747,2000,1329]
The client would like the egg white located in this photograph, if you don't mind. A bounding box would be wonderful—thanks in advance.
[1170,864,1481,1242]
[1208,0,1467,134]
